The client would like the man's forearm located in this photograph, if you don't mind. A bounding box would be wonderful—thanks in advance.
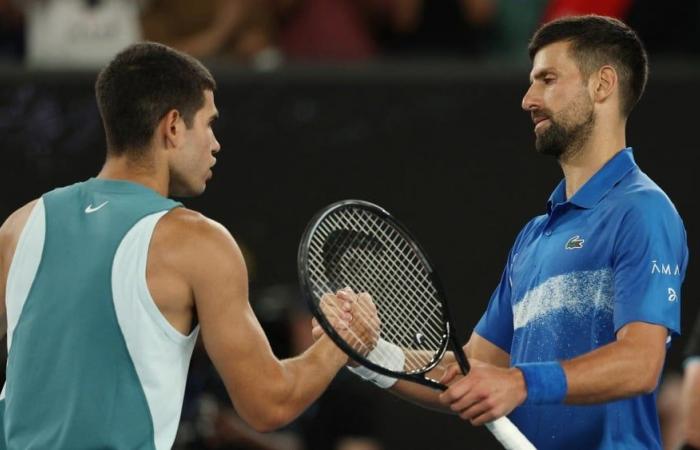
[387,352,457,413]
[282,335,347,399]
[390,379,451,413]
[250,335,347,431]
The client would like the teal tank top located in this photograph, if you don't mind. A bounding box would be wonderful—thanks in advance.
[0,179,194,449]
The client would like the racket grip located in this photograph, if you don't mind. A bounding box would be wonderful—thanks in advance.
[485,417,536,450]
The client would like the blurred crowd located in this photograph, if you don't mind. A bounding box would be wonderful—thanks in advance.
[0,0,698,70]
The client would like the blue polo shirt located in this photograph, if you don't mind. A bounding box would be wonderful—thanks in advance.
[475,148,688,450]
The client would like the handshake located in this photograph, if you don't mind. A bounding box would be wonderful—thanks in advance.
[310,287,381,359]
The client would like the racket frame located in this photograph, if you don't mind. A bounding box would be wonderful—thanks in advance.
[298,199,467,390]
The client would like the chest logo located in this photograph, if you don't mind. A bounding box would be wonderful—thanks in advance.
[565,235,585,250]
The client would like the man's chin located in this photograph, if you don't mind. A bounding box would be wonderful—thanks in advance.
[170,183,206,198]
[535,140,563,158]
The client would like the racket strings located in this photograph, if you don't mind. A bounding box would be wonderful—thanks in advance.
[308,242,442,372]
[318,241,443,369]
[307,207,447,373]
[317,216,444,341]
[321,214,439,318]
[312,222,444,337]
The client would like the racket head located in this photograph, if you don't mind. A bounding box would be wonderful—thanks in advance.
[298,199,453,382]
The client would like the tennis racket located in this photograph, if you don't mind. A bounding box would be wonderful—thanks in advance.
[298,199,535,450]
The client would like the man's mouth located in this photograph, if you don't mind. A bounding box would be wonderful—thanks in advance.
[533,116,550,132]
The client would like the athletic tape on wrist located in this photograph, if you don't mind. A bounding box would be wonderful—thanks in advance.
[515,361,568,405]
[347,338,405,389]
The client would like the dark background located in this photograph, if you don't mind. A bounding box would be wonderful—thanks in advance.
[0,63,698,449]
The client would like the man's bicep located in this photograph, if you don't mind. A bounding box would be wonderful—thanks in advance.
[464,331,510,367]
[615,321,668,357]
[615,321,667,382]
[187,224,281,403]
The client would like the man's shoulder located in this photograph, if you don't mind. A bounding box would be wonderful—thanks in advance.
[156,207,236,248]
[0,199,40,280]
[151,207,245,270]
[0,199,40,243]
[150,207,247,288]
[612,170,681,219]
[516,214,548,239]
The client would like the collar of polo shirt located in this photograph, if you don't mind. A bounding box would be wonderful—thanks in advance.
[547,147,638,214]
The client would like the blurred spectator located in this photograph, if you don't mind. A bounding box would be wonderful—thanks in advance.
[540,0,700,56]
[16,0,146,69]
[379,0,498,58]
[277,0,387,61]
[680,313,700,449]
[541,0,634,22]
[141,0,700,66]
[0,0,23,61]
[278,0,498,61]
[657,372,684,450]
[483,0,548,60]
[141,0,281,69]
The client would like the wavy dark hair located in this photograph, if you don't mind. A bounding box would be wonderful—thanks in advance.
[95,42,216,155]
[529,15,648,118]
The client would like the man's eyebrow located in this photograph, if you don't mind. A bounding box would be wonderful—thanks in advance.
[529,68,557,82]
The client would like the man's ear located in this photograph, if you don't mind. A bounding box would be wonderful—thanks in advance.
[160,109,184,150]
[592,65,618,105]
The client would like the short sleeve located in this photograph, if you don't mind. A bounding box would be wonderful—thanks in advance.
[474,264,515,354]
[612,194,688,336]
[474,240,522,354]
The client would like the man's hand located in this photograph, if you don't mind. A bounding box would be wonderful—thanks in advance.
[438,359,527,425]
[311,288,381,358]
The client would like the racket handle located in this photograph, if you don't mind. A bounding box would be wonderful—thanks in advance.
[486,417,536,450]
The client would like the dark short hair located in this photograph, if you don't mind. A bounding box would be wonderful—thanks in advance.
[95,42,216,155]
[528,15,648,117]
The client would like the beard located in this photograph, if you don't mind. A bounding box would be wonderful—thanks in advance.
[535,95,595,160]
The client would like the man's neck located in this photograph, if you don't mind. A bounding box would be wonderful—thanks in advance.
[97,152,170,197]
[559,125,626,200]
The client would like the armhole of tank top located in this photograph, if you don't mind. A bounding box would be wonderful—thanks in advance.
[5,198,46,353]
[115,210,198,346]
[2,199,46,401]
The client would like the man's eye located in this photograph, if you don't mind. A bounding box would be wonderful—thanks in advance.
[544,77,556,84]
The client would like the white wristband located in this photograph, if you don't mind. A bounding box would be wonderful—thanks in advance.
[347,338,405,388]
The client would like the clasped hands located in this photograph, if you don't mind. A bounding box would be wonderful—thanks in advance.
[311,287,381,358]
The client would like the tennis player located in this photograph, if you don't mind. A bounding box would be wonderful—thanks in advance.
[0,42,375,449]
[331,15,688,450]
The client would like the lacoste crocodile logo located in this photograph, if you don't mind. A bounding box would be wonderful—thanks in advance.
[565,235,585,250]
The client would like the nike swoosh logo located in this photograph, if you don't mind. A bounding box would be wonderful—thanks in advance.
[85,201,109,214]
